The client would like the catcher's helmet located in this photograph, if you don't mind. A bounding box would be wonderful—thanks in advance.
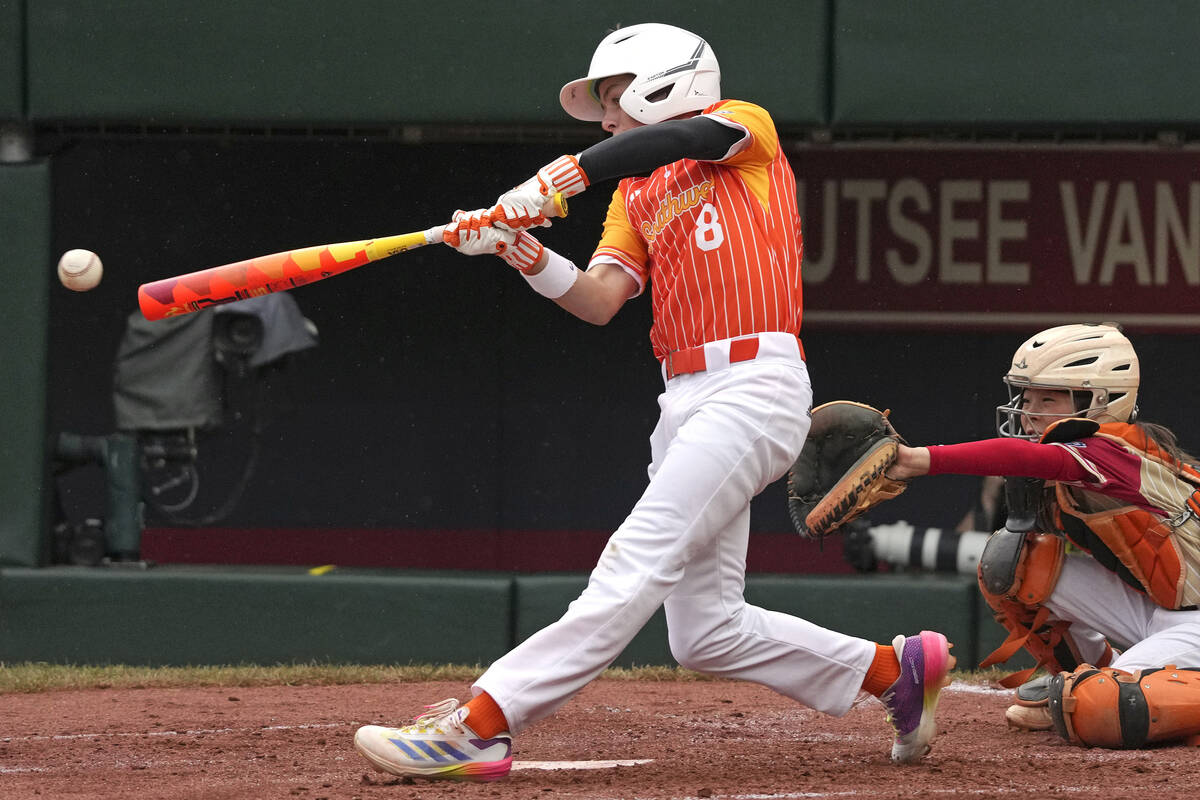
[996,323,1140,438]
[559,23,721,125]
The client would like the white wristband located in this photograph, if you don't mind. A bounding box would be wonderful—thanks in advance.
[522,248,578,299]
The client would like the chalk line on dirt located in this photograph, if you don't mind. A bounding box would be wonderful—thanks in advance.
[513,759,654,771]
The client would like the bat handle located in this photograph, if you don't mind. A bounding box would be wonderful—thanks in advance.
[438,192,568,246]
[544,192,568,218]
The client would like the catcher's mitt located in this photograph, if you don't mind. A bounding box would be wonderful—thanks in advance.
[787,401,908,538]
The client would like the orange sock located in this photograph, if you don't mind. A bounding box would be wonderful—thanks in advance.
[861,642,901,697]
[463,691,510,737]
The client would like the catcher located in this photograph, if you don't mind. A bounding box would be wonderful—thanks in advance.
[791,322,1200,748]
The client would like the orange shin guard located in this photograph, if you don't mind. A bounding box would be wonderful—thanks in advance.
[976,532,1116,688]
[1049,665,1200,748]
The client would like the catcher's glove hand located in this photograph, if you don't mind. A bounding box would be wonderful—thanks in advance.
[787,401,908,539]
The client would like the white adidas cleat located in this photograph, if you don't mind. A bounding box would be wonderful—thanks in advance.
[354,698,513,782]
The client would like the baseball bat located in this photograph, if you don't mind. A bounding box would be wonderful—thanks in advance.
[137,194,567,320]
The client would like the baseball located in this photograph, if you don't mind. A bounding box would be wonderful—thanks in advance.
[57,249,103,291]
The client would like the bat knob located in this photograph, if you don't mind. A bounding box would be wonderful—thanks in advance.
[544,192,568,219]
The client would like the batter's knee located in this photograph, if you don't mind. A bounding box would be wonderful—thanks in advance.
[1049,665,1200,747]
[667,628,725,673]
[665,614,742,674]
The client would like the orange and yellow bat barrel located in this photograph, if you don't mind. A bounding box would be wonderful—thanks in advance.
[137,192,565,321]
[137,229,437,320]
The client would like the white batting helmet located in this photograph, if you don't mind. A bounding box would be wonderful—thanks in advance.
[559,23,721,125]
[996,323,1140,438]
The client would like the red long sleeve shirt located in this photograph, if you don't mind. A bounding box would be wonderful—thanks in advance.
[926,436,1153,511]
[927,438,1087,481]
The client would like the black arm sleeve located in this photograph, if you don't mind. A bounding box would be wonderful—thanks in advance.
[576,116,744,185]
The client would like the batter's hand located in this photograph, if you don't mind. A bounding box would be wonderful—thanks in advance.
[443,209,544,274]
[492,155,589,232]
[443,209,511,254]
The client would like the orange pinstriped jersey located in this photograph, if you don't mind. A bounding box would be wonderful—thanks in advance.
[589,99,803,361]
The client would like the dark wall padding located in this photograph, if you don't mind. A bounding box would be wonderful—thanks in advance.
[834,0,1200,128]
[0,0,21,119]
[0,162,52,567]
[45,138,1200,543]
[24,1,827,127]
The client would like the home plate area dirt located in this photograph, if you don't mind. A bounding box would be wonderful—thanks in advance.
[2,678,1199,799]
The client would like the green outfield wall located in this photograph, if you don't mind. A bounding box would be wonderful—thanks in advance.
[0,567,515,666]
[23,0,827,127]
[0,0,21,119]
[0,568,1013,670]
[0,162,52,568]
[14,1,1200,130]
[833,0,1200,129]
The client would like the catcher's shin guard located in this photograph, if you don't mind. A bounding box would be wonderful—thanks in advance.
[1048,665,1200,748]
[976,531,1116,687]
[978,529,1064,607]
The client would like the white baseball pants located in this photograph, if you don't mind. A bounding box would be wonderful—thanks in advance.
[1046,554,1200,670]
[474,333,878,733]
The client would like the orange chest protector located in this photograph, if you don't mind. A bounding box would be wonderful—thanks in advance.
[1053,423,1200,610]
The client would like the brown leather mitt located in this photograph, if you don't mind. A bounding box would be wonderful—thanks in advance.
[787,401,908,539]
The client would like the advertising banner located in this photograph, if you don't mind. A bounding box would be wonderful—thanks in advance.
[793,146,1200,331]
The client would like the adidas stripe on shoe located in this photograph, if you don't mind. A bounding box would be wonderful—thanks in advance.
[354,698,512,782]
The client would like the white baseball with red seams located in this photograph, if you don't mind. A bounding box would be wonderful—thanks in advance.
[57,249,103,291]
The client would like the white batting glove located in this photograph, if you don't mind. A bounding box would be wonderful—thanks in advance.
[443,209,544,274]
[498,230,545,274]
[443,209,511,255]
[492,154,589,232]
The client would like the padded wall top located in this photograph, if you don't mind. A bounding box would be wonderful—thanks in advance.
[834,0,1200,128]
[25,1,828,127]
[0,1,21,119]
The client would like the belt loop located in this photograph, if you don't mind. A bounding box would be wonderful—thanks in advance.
[729,336,760,364]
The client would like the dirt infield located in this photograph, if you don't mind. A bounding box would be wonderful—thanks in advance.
[3,677,1199,799]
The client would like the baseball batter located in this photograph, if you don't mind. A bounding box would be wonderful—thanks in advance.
[354,23,954,781]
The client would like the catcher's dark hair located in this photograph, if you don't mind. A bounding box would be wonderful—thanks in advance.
[1137,420,1200,472]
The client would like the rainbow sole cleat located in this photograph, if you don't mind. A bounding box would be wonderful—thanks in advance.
[354,699,513,782]
[882,630,955,763]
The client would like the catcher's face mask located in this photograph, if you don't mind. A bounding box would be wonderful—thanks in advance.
[996,382,1094,439]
